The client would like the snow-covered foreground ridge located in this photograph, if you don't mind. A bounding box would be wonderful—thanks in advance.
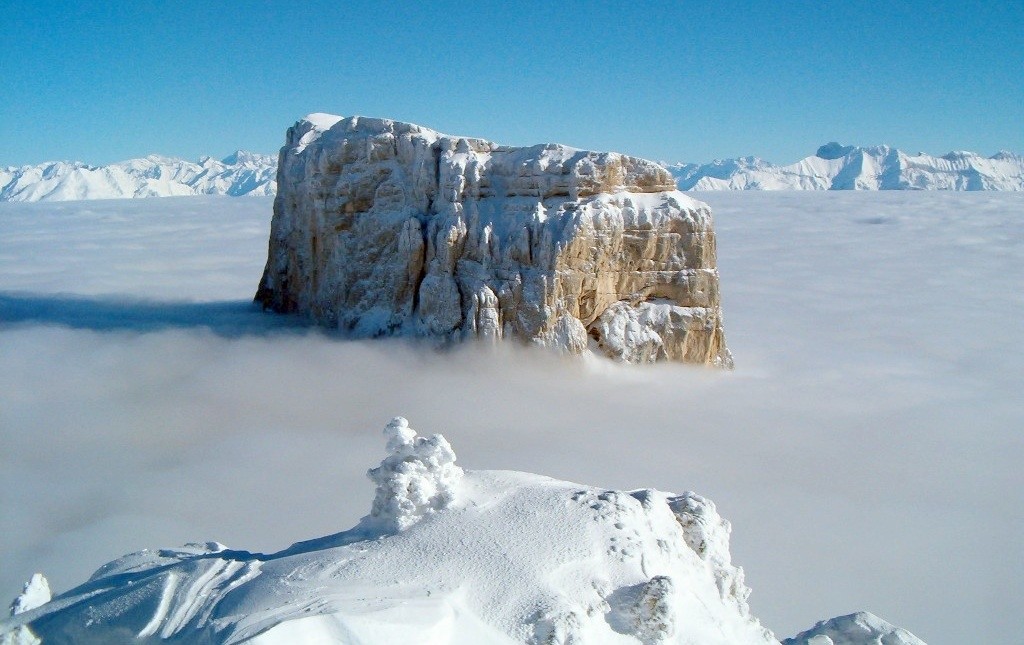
[668,142,1024,191]
[0,152,276,202]
[1,419,924,645]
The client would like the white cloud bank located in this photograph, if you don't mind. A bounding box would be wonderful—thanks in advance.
[0,193,1021,644]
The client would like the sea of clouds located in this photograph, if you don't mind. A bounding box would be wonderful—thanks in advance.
[1,193,1020,644]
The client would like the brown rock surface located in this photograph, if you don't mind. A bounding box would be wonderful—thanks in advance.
[256,114,731,366]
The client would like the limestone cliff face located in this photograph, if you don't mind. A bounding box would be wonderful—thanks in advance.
[256,114,732,366]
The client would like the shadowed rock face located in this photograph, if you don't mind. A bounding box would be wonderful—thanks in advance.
[256,114,731,366]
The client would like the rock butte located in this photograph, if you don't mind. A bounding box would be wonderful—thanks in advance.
[256,114,732,366]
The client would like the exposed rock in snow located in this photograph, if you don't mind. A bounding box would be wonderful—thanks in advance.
[668,144,1024,191]
[669,492,751,615]
[610,575,679,644]
[783,612,927,645]
[0,418,926,644]
[0,152,276,202]
[256,114,731,365]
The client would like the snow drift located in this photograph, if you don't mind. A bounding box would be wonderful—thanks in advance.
[0,152,276,202]
[0,419,925,644]
[668,144,1024,191]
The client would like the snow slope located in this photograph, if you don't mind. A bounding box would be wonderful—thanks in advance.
[0,152,276,202]
[1,419,924,644]
[668,144,1024,190]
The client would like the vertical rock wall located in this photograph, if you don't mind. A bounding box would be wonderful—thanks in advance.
[256,114,732,366]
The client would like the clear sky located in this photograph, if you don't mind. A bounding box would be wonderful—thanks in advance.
[3,1,1021,166]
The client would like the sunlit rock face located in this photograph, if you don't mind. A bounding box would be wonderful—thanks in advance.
[256,114,731,366]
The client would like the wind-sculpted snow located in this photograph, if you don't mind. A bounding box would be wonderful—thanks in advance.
[366,417,463,531]
[668,144,1024,191]
[7,576,49,617]
[783,612,927,645]
[257,114,731,365]
[0,419,925,644]
[0,152,276,202]
[2,575,50,645]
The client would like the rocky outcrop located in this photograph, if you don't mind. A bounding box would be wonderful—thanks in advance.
[256,114,731,365]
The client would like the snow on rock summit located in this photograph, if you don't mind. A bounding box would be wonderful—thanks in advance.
[256,114,731,365]
[0,418,926,644]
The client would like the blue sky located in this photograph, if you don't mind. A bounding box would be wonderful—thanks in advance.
[3,1,1021,166]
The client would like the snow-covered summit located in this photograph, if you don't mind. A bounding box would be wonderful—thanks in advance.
[783,612,927,645]
[668,144,1024,191]
[0,419,926,644]
[0,151,277,202]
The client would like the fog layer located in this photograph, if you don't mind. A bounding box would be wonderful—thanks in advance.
[1,194,1020,644]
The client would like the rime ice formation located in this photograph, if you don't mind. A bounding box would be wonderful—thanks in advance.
[366,416,463,531]
[783,612,927,645]
[0,152,276,202]
[7,576,49,617]
[255,114,731,366]
[0,419,925,645]
[2,574,49,645]
[668,144,1024,190]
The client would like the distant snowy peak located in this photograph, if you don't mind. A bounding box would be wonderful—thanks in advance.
[0,151,277,202]
[218,150,276,167]
[668,144,1024,191]
[783,611,926,645]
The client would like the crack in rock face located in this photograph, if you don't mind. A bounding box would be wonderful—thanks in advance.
[256,114,732,366]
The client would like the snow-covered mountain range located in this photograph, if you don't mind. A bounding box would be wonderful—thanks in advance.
[4,143,1021,202]
[667,143,1024,190]
[0,151,276,202]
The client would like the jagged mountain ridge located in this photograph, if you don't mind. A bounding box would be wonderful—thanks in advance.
[667,143,1024,191]
[5,143,1021,202]
[0,151,277,202]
